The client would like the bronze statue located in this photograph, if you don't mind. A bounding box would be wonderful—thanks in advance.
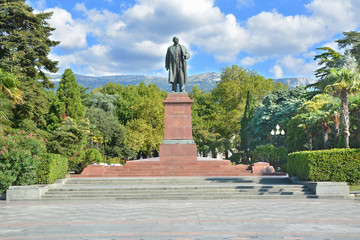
[165,36,190,92]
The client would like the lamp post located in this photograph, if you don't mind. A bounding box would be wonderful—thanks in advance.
[271,124,285,147]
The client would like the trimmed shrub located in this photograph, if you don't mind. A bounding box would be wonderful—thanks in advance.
[36,154,68,184]
[251,144,288,170]
[75,148,103,174]
[106,157,126,165]
[287,149,360,184]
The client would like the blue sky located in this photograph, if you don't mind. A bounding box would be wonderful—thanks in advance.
[27,0,360,79]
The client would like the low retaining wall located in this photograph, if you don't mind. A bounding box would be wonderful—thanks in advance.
[290,177,350,197]
[5,179,67,201]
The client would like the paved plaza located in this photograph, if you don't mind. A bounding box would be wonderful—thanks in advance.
[0,198,360,240]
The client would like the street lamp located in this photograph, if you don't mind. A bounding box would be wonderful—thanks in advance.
[271,124,285,147]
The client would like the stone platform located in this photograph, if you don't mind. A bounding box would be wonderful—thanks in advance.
[77,159,281,177]
[78,93,281,178]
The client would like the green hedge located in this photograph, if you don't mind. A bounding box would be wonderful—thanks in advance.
[36,154,68,184]
[287,149,360,184]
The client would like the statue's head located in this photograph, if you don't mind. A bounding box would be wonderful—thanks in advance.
[173,36,179,44]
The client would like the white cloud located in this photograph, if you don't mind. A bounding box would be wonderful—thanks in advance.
[45,7,88,50]
[306,0,360,32]
[47,0,250,75]
[44,0,360,76]
[240,56,267,66]
[237,0,254,9]
[270,65,283,78]
[274,55,318,77]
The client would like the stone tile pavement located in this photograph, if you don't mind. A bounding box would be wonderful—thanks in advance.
[0,198,359,240]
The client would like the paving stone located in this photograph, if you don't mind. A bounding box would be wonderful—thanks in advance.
[0,198,359,239]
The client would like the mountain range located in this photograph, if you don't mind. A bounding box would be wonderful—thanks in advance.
[50,72,316,92]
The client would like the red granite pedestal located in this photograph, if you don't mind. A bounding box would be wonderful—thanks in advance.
[78,93,281,177]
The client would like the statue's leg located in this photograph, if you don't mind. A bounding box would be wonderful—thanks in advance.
[172,82,177,92]
[179,69,185,92]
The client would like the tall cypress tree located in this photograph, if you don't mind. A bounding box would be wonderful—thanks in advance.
[57,69,85,121]
[239,91,256,152]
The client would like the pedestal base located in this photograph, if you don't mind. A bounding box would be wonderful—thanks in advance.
[159,142,197,161]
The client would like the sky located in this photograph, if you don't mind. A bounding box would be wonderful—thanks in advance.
[26,0,360,79]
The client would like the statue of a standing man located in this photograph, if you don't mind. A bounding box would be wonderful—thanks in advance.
[165,36,190,92]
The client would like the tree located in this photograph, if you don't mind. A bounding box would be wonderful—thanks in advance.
[0,69,23,129]
[47,117,89,160]
[239,91,256,155]
[189,86,220,157]
[211,65,287,156]
[248,87,308,151]
[0,0,59,87]
[325,66,360,148]
[336,31,360,64]
[57,69,85,121]
[86,108,130,158]
[86,92,119,113]
[288,94,340,151]
[349,94,360,147]
[0,69,23,105]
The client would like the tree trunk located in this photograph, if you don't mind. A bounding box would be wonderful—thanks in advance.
[322,122,330,149]
[323,130,329,149]
[307,134,313,150]
[340,92,350,148]
[333,112,340,147]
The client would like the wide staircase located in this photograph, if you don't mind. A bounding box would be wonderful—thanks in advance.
[41,176,317,200]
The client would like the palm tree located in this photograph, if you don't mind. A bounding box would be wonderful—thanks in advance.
[0,69,23,130]
[325,67,360,148]
[311,51,360,148]
[0,69,23,104]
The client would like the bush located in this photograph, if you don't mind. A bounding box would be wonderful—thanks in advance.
[0,131,46,193]
[106,157,126,165]
[36,154,68,184]
[287,148,360,184]
[251,144,288,170]
[75,148,103,174]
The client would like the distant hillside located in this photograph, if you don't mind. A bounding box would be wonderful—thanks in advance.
[276,77,317,88]
[50,73,314,92]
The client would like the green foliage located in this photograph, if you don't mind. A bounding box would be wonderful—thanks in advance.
[57,69,85,121]
[336,31,360,65]
[0,0,59,86]
[94,82,124,95]
[86,92,119,113]
[313,47,343,81]
[349,94,360,148]
[115,83,166,158]
[239,91,256,152]
[13,79,50,129]
[287,94,341,151]
[47,117,89,158]
[75,148,103,174]
[189,86,220,157]
[287,149,360,184]
[36,153,68,184]
[0,131,46,193]
[106,157,126,165]
[251,144,288,170]
[206,65,287,156]
[86,108,129,158]
[248,87,308,150]
[0,69,23,105]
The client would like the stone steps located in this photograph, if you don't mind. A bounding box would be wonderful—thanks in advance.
[40,177,317,200]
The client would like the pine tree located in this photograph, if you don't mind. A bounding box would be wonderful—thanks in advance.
[0,0,59,87]
[57,69,85,121]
